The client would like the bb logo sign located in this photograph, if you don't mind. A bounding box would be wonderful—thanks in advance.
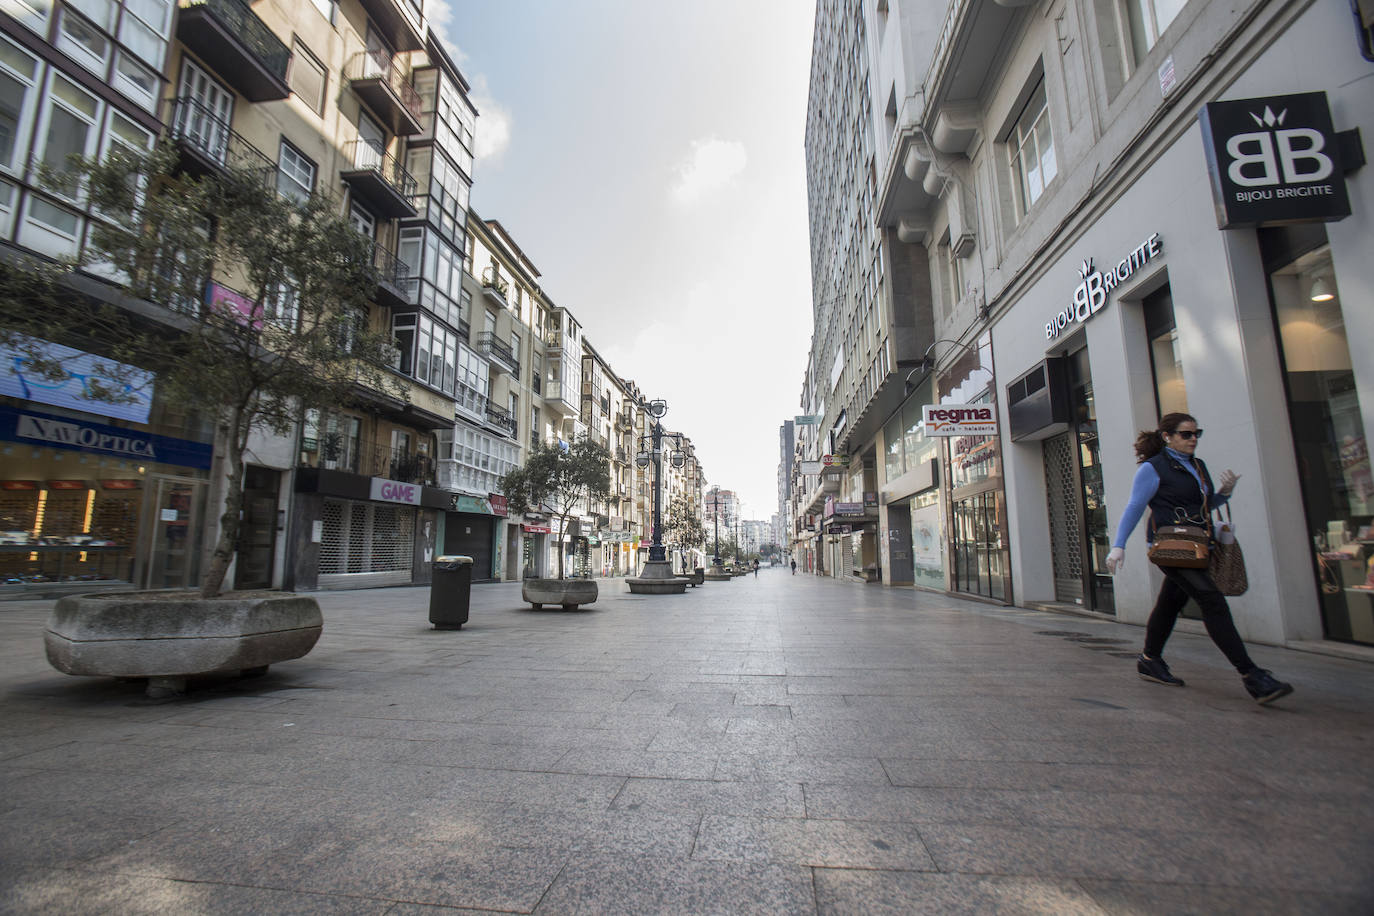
[1199,92,1350,228]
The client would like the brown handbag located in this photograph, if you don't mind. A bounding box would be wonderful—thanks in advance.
[1148,523,1212,568]
[1148,496,1213,569]
[1208,505,1248,595]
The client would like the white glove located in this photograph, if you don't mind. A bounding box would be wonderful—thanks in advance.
[1218,469,1241,495]
[1106,547,1125,574]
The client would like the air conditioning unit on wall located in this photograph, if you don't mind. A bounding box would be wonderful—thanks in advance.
[1007,358,1071,441]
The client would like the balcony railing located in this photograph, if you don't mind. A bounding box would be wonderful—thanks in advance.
[307,441,435,486]
[476,331,519,375]
[345,50,423,135]
[177,0,290,101]
[372,242,410,306]
[480,267,509,305]
[166,97,274,176]
[340,139,417,218]
[484,403,517,438]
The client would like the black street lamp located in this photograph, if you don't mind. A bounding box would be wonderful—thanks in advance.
[628,399,688,594]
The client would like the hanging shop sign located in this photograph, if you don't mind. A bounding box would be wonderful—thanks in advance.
[922,404,998,437]
[821,454,850,467]
[794,415,821,425]
[1046,233,1162,341]
[372,477,422,506]
[1,337,154,424]
[487,494,509,516]
[1198,91,1352,228]
[522,524,551,534]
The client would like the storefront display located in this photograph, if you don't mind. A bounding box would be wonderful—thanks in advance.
[0,401,213,592]
[1263,225,1373,645]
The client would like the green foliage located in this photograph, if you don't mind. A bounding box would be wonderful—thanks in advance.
[0,142,405,597]
[500,439,612,578]
[662,495,706,552]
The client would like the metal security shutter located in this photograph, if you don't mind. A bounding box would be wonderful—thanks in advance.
[1044,433,1083,602]
[319,498,415,589]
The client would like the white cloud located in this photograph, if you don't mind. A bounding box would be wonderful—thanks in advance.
[470,76,513,164]
[669,138,747,205]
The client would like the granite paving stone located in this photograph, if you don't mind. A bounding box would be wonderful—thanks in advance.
[1,572,1371,913]
[812,869,1109,915]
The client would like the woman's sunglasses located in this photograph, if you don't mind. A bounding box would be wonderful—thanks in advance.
[1172,429,1204,440]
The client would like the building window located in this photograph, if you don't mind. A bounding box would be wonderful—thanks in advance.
[277,139,315,202]
[56,9,111,77]
[1143,285,1187,415]
[0,38,40,175]
[1123,0,1185,62]
[290,41,327,116]
[112,52,158,113]
[19,193,82,257]
[1,0,52,34]
[1008,77,1056,217]
[38,73,101,201]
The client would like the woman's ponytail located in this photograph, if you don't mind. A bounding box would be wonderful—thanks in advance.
[1133,412,1197,463]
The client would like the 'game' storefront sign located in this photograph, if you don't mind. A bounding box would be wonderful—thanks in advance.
[1046,233,1162,340]
[1198,91,1352,228]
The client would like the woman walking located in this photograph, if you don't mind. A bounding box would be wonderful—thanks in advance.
[1106,412,1293,705]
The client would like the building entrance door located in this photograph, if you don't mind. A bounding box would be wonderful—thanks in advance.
[1043,347,1114,613]
[234,466,278,590]
[141,475,206,589]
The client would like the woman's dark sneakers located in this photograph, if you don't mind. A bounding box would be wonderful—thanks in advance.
[1137,654,1185,686]
[1243,668,1294,705]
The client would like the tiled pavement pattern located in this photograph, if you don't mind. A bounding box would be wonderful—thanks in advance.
[2,572,1372,914]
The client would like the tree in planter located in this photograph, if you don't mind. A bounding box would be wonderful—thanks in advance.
[0,144,404,598]
[500,439,612,579]
[662,494,707,572]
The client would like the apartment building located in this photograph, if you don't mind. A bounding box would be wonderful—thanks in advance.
[813,0,1372,649]
[776,418,794,555]
[248,1,474,591]
[801,0,937,584]
[0,0,201,592]
[0,0,477,592]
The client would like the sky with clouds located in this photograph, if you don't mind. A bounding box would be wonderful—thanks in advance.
[436,0,816,524]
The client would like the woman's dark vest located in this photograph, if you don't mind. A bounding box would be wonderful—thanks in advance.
[1147,451,1213,532]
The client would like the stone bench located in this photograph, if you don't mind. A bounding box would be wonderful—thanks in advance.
[44,593,323,697]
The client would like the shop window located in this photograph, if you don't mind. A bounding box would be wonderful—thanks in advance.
[1264,227,1373,645]
[1143,284,1187,415]
[1006,76,1057,219]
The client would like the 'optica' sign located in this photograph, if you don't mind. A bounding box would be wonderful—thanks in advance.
[370,477,421,505]
[1046,233,1162,340]
[922,405,997,437]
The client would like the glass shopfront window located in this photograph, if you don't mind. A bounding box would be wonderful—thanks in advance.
[1264,225,1373,646]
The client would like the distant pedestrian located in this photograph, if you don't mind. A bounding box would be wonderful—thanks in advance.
[752,559,759,577]
[1107,412,1292,705]
[790,559,796,575]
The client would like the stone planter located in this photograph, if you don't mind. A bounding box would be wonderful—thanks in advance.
[44,592,323,698]
[522,578,598,610]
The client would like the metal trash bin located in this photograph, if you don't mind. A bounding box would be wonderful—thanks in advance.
[429,555,473,629]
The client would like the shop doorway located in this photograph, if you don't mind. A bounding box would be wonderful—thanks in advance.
[141,475,206,589]
[234,466,278,590]
[1043,347,1114,613]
